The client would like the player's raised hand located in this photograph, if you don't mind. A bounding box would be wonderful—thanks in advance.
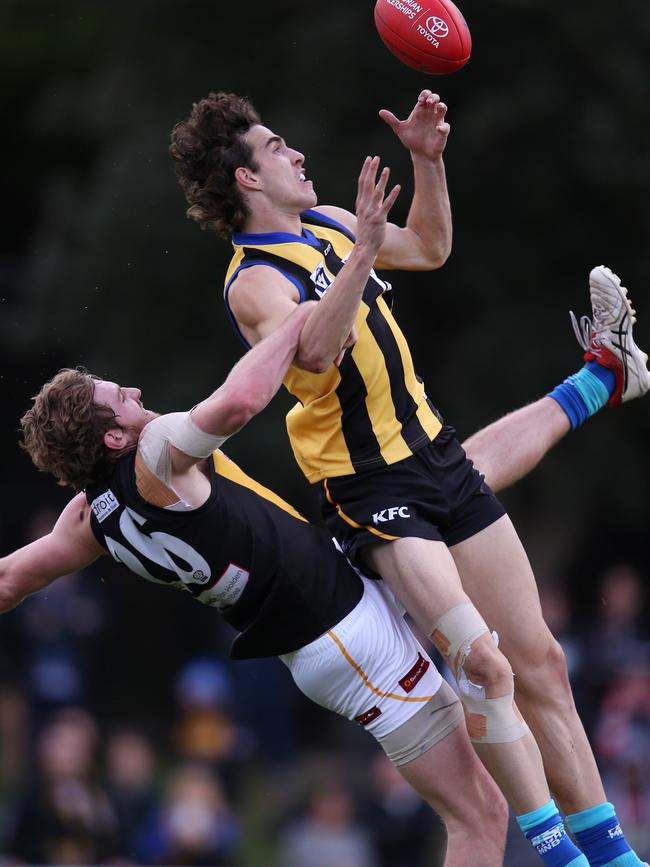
[379,90,450,161]
[354,156,401,254]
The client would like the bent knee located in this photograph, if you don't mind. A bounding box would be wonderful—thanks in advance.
[462,633,514,696]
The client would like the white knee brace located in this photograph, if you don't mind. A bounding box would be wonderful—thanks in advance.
[462,691,529,744]
[431,602,490,677]
[431,603,529,745]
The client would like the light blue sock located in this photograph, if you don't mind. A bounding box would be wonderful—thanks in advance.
[548,362,616,429]
[517,800,589,866]
[566,803,644,866]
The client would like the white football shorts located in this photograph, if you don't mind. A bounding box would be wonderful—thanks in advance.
[281,576,450,745]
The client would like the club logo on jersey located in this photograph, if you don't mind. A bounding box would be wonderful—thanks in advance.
[91,489,119,523]
[399,653,430,693]
[372,505,411,524]
[200,562,250,610]
[310,262,333,298]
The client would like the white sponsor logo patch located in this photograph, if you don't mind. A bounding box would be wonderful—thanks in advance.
[200,562,250,610]
[91,489,119,523]
[310,262,333,297]
[372,505,411,524]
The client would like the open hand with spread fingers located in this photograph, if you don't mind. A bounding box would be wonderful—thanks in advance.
[379,90,450,161]
[354,155,401,256]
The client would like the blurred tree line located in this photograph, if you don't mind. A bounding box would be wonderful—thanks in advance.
[1,0,649,600]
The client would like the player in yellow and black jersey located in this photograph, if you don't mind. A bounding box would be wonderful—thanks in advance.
[170,90,650,867]
[224,207,442,482]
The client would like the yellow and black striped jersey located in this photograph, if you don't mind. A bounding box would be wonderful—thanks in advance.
[224,209,443,483]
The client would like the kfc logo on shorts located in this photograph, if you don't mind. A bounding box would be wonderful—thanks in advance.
[372,505,411,524]
[399,653,430,693]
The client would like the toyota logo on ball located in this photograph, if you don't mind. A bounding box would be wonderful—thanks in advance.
[425,16,449,38]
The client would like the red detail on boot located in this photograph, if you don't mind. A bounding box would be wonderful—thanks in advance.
[585,345,625,406]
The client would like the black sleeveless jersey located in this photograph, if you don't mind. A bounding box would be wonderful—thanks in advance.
[85,448,363,659]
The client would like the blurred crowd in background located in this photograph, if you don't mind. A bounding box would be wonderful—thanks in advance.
[0,507,648,866]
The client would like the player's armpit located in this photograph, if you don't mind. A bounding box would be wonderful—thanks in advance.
[228,265,300,346]
[0,494,103,613]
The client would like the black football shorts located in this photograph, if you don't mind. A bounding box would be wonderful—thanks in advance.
[319,425,506,571]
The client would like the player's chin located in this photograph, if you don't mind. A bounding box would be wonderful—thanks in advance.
[300,185,318,208]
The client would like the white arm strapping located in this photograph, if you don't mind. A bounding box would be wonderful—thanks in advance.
[138,412,229,485]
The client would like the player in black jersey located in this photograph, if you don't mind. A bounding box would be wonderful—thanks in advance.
[170,89,650,867]
[8,298,648,867]
[3,179,510,867]
[8,345,513,866]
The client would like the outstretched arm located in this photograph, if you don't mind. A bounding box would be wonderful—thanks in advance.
[163,300,317,477]
[317,89,452,271]
[462,397,571,493]
[190,300,317,439]
[0,494,104,613]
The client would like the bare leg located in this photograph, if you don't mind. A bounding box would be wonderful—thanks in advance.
[398,725,508,867]
[450,514,607,813]
[365,538,552,815]
[462,396,570,493]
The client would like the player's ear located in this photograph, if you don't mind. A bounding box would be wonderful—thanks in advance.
[104,427,127,451]
[234,165,259,191]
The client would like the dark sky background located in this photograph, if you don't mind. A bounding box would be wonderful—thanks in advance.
[1,0,649,684]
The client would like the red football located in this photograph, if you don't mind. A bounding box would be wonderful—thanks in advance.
[374,0,472,75]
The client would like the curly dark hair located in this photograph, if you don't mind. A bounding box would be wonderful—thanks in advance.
[20,368,123,492]
[169,92,262,237]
